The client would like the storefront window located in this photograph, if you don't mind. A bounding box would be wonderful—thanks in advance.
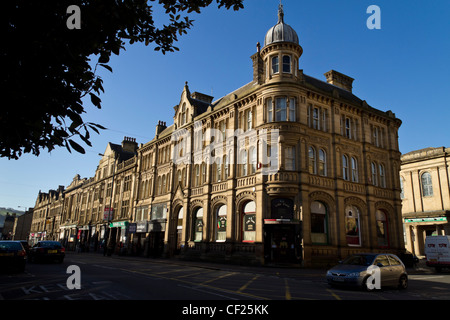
[311,201,328,244]
[376,210,389,247]
[345,205,361,246]
[216,205,227,242]
[194,208,203,242]
[243,201,256,242]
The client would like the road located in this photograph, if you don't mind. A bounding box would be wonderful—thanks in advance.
[1,252,450,304]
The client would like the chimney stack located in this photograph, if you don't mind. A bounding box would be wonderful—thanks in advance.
[324,70,354,92]
[155,121,167,137]
[122,136,138,153]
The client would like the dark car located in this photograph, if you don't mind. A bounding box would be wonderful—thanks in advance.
[29,241,65,263]
[326,253,408,291]
[0,240,27,272]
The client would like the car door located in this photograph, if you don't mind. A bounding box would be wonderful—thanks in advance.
[373,255,392,287]
[387,255,404,286]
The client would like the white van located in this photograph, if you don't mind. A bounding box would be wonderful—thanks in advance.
[425,236,450,272]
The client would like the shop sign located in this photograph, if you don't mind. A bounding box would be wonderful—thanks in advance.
[217,216,227,232]
[271,199,294,219]
[110,221,129,228]
[405,217,447,223]
[128,223,137,234]
[244,214,256,231]
[136,221,148,233]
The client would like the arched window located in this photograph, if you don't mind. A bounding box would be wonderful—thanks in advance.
[282,55,291,73]
[157,176,162,195]
[250,147,257,174]
[195,165,200,187]
[342,155,349,180]
[216,205,227,242]
[162,175,166,193]
[272,56,279,74]
[311,201,328,244]
[318,149,326,176]
[177,170,182,187]
[379,164,386,188]
[242,201,256,242]
[351,157,358,182]
[240,149,248,177]
[177,207,184,250]
[181,103,186,126]
[421,172,433,197]
[376,210,389,248]
[371,162,378,186]
[224,154,230,179]
[309,147,316,174]
[345,205,361,246]
[267,98,273,123]
[201,162,207,184]
[194,208,203,242]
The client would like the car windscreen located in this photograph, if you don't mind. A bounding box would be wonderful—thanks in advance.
[342,254,376,266]
[0,242,23,251]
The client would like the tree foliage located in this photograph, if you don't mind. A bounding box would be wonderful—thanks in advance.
[1,0,244,159]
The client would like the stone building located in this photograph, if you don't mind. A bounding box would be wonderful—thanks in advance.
[401,147,450,256]
[30,5,404,266]
[30,186,64,244]
[12,208,34,241]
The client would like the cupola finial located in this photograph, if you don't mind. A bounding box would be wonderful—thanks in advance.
[278,1,284,23]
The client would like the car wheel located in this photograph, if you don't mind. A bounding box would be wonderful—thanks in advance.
[398,275,408,290]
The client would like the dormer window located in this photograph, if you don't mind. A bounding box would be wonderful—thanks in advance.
[179,102,188,126]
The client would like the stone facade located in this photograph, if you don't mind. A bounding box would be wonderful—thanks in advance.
[400,147,450,256]
[30,5,404,267]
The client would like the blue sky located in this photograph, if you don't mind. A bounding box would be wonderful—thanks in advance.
[1,0,449,211]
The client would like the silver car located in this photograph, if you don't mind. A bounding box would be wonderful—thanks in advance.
[326,253,408,291]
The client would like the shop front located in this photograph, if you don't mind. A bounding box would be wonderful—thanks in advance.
[404,215,449,256]
[109,220,129,254]
[147,203,167,258]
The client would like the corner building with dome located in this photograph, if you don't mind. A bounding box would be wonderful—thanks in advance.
[48,5,405,267]
[137,5,405,267]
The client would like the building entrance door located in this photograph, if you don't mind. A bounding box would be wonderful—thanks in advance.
[264,224,300,264]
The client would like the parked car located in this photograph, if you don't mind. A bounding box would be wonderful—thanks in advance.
[0,240,27,272]
[425,236,450,272]
[29,241,65,263]
[326,253,408,291]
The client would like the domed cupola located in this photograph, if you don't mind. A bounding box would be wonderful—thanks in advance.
[264,4,299,47]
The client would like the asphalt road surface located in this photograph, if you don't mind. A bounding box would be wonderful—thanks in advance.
[1,252,450,312]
